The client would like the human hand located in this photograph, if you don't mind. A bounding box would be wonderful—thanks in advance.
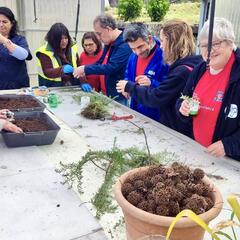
[135,75,151,86]
[116,80,128,93]
[0,32,6,44]
[179,100,190,116]
[73,66,85,78]
[0,109,9,119]
[63,64,74,74]
[81,83,92,92]
[206,140,226,157]
[2,120,23,133]
[122,92,130,99]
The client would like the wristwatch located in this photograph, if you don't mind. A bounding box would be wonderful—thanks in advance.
[3,39,12,47]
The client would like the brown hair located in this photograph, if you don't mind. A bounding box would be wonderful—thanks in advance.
[161,19,195,64]
[81,31,102,55]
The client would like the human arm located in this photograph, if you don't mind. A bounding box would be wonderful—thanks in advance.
[119,66,191,110]
[39,53,64,78]
[83,43,131,76]
[0,33,31,60]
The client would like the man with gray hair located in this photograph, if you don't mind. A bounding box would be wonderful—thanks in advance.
[121,22,167,121]
[74,14,132,105]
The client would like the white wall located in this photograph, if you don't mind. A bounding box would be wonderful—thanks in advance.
[215,0,240,47]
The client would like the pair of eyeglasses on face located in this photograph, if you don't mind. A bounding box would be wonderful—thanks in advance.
[199,40,225,50]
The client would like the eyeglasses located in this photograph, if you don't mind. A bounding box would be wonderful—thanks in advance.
[199,40,225,51]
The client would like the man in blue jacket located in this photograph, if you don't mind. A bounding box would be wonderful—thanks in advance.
[122,22,168,121]
[73,14,132,105]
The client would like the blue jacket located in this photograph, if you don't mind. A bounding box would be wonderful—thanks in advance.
[125,55,202,136]
[124,38,168,121]
[84,32,132,101]
[0,35,32,90]
[176,49,240,160]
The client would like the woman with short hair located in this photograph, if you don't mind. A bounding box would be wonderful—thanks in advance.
[117,19,202,136]
[79,32,103,92]
[36,23,80,87]
[0,7,32,90]
[178,17,240,160]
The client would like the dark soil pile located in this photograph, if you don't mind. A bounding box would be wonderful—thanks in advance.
[0,97,40,109]
[122,162,214,217]
[13,118,51,132]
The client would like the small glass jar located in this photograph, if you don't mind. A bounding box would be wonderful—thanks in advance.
[48,93,58,108]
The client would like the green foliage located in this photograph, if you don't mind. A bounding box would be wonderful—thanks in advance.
[58,146,173,218]
[118,0,143,21]
[146,0,170,22]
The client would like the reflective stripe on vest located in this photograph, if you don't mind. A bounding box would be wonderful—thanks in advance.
[36,43,78,82]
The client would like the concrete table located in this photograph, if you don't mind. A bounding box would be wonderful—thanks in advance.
[48,87,240,240]
[0,97,107,240]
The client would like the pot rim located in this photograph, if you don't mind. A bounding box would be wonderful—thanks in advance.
[114,166,223,228]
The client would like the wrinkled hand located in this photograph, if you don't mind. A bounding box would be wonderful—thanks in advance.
[81,83,92,92]
[3,120,23,133]
[63,64,74,74]
[73,66,85,78]
[135,75,151,86]
[179,100,190,116]
[116,80,128,93]
[206,140,226,157]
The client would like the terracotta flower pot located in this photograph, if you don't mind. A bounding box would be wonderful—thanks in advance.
[114,166,223,240]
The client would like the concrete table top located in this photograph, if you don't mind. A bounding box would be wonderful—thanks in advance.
[48,87,240,240]
[1,87,239,240]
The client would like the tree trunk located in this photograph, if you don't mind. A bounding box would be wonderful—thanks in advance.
[108,0,118,7]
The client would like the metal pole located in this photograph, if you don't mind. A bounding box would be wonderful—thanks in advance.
[207,0,216,66]
[74,0,80,42]
[33,0,38,23]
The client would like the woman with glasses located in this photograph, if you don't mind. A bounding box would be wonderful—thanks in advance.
[178,17,240,160]
[79,32,103,92]
[36,23,79,87]
[0,7,32,90]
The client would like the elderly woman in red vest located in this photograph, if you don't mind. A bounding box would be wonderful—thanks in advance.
[178,18,240,161]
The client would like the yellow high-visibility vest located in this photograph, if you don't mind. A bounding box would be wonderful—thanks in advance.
[36,43,78,82]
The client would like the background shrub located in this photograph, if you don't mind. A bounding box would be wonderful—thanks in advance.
[147,0,170,22]
[118,0,143,21]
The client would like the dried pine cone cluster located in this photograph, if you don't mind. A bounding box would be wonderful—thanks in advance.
[122,162,214,217]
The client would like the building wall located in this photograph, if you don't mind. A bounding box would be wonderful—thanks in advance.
[215,0,240,47]
[0,0,104,86]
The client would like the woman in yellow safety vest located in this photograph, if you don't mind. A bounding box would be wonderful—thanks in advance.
[36,22,80,87]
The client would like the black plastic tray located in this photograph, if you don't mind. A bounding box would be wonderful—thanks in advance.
[2,112,60,147]
[0,94,46,112]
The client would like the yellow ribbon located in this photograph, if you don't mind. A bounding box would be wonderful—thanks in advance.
[165,209,220,240]
[227,194,240,222]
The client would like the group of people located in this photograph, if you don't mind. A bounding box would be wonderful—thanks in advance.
[0,6,240,161]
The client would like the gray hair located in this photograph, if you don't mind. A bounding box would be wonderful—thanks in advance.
[123,22,151,42]
[93,14,116,30]
[198,17,236,48]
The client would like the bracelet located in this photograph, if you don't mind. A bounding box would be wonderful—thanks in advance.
[3,39,12,47]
